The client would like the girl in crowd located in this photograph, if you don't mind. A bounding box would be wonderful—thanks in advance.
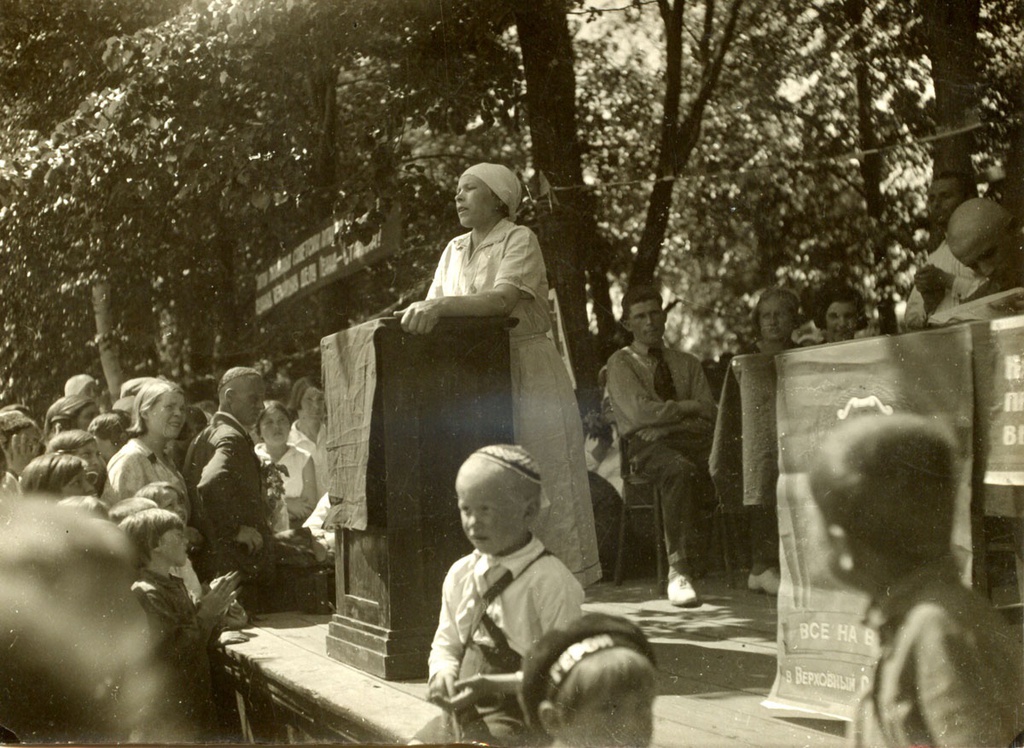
[747,287,800,594]
[88,411,130,464]
[42,394,100,440]
[287,377,328,493]
[399,163,600,586]
[135,481,205,602]
[103,379,188,505]
[752,287,801,355]
[814,284,867,344]
[256,400,318,529]
[20,453,93,497]
[47,429,108,495]
[520,613,658,748]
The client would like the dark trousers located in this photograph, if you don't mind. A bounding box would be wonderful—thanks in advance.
[632,439,713,577]
[414,640,536,747]
[748,505,780,572]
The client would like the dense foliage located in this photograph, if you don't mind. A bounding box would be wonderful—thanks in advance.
[0,0,1020,409]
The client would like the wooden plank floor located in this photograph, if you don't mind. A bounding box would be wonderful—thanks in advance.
[226,571,849,747]
[587,575,846,748]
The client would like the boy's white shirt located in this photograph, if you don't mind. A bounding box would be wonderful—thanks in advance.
[428,535,584,679]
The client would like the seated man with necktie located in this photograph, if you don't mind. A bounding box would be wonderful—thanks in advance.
[605,285,718,607]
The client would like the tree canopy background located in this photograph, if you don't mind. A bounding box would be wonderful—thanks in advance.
[0,0,1020,412]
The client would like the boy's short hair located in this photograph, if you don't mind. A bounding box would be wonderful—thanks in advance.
[107,497,159,525]
[20,454,86,495]
[809,414,957,562]
[134,482,188,523]
[57,495,110,520]
[461,444,542,507]
[88,412,129,441]
[619,285,663,322]
[135,481,183,504]
[469,444,541,483]
[0,411,36,447]
[521,612,656,729]
[46,429,96,454]
[119,508,183,565]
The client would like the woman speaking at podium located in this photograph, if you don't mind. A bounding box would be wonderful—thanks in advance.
[399,163,601,586]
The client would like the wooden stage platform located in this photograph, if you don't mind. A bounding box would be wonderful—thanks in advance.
[214,572,850,747]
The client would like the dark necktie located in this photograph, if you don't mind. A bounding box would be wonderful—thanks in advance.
[649,347,675,401]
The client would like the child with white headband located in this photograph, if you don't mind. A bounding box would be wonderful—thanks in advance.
[419,444,583,746]
[521,612,657,748]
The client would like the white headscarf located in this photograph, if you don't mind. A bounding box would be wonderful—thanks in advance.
[461,163,523,222]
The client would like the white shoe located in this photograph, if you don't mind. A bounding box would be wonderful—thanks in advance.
[667,574,702,607]
[748,568,780,595]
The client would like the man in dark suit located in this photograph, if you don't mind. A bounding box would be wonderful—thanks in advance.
[185,367,270,609]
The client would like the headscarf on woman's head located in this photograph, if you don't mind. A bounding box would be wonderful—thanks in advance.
[461,163,523,221]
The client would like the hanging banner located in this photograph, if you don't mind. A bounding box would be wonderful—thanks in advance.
[764,326,974,720]
[984,315,1024,485]
[255,207,401,318]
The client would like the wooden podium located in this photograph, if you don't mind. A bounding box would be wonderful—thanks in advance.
[322,317,514,679]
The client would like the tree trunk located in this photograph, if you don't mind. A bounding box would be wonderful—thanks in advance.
[631,1,684,287]
[847,0,896,334]
[630,0,744,287]
[306,60,339,216]
[514,0,600,395]
[922,0,979,176]
[91,280,124,402]
[1003,123,1024,220]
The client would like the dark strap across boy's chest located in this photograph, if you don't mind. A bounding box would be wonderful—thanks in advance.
[459,550,552,676]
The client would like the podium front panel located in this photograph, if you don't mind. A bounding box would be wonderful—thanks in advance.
[325,317,514,679]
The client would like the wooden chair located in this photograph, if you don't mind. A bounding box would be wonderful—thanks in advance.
[614,434,668,591]
[613,432,732,590]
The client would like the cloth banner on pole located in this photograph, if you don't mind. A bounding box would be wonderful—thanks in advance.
[710,353,778,511]
[764,327,974,719]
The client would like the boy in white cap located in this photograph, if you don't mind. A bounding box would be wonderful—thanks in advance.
[423,444,583,746]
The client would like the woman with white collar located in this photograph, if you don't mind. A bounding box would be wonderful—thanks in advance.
[399,163,600,586]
